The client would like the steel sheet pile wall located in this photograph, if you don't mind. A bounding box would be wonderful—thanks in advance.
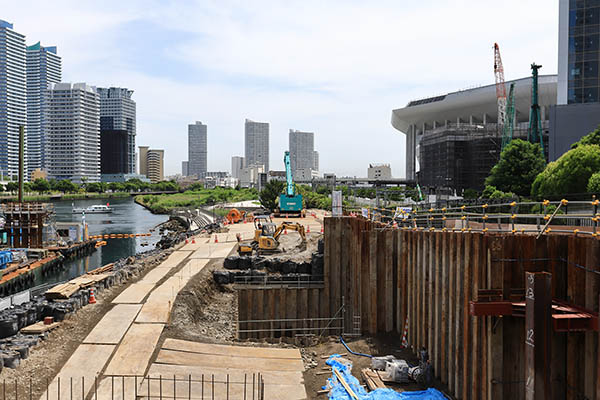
[237,217,599,400]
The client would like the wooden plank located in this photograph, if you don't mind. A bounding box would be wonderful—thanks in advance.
[256,289,264,339]
[237,289,247,340]
[406,232,413,348]
[104,323,164,376]
[189,243,235,259]
[298,289,308,336]
[361,369,386,390]
[341,218,351,333]
[331,218,342,321]
[83,304,142,344]
[393,230,399,333]
[398,231,407,333]
[152,250,192,270]
[488,236,503,400]
[471,233,481,400]
[462,233,472,400]
[324,217,331,320]
[385,230,394,332]
[155,349,304,372]
[162,338,301,359]
[454,233,463,397]
[361,230,370,333]
[112,283,156,304]
[309,288,319,334]
[40,344,116,400]
[448,233,456,390]
[428,231,434,362]
[416,231,422,350]
[376,230,385,333]
[20,321,60,334]
[440,231,448,384]
[287,289,297,337]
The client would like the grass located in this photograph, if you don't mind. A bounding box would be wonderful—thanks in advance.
[135,187,259,214]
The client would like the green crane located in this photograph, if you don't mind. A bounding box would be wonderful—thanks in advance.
[501,82,516,151]
[528,63,543,150]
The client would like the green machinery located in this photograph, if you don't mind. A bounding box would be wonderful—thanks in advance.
[276,151,304,217]
[501,83,516,151]
[528,63,543,150]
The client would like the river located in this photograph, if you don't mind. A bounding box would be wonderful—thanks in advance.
[44,197,168,285]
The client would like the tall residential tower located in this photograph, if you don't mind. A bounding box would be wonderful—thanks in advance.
[0,20,27,179]
[244,119,269,171]
[289,129,315,177]
[26,42,61,177]
[188,121,207,178]
[45,83,100,183]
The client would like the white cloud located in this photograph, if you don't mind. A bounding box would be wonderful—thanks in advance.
[1,0,559,177]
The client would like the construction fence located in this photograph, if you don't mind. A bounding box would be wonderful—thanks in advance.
[236,216,600,400]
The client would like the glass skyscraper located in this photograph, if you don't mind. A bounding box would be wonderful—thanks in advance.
[244,119,269,172]
[26,41,61,176]
[0,20,27,179]
[188,121,207,178]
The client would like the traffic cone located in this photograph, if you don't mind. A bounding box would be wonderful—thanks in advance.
[320,225,324,233]
[401,317,409,348]
[89,288,97,304]
[284,229,288,235]
[185,239,189,244]
[306,225,310,233]
[192,238,196,244]
[214,234,219,243]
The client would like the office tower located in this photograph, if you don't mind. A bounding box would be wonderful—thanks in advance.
[182,161,189,176]
[100,130,128,174]
[231,156,245,179]
[0,20,27,179]
[26,41,61,177]
[46,83,100,183]
[97,87,136,174]
[188,121,207,178]
[289,129,315,174]
[138,146,164,183]
[313,151,319,171]
[244,119,269,171]
[146,149,164,183]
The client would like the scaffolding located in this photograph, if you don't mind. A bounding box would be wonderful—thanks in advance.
[0,203,54,248]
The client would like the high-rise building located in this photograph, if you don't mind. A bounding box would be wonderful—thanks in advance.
[313,151,319,172]
[138,146,164,183]
[550,0,600,159]
[97,87,136,173]
[182,161,189,176]
[146,149,164,183]
[188,121,207,178]
[289,129,315,177]
[100,130,128,174]
[231,156,245,179]
[0,20,27,179]
[46,83,100,183]
[26,42,61,177]
[244,119,269,172]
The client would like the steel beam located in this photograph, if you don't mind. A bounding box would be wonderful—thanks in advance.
[469,301,513,316]
[524,272,552,400]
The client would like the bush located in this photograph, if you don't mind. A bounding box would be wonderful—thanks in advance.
[588,171,600,193]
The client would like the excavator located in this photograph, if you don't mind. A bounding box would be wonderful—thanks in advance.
[237,215,306,255]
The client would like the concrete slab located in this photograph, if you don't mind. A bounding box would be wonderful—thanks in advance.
[155,349,304,371]
[148,250,191,271]
[40,344,115,400]
[104,323,164,376]
[83,304,142,344]
[162,338,301,359]
[112,282,156,304]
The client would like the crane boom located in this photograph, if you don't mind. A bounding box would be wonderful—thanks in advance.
[284,151,294,196]
[494,43,507,126]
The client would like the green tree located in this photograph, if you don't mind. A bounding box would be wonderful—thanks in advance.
[463,188,478,199]
[6,182,18,193]
[86,182,104,193]
[481,185,497,199]
[57,180,78,193]
[571,125,600,149]
[532,144,600,198]
[23,182,32,193]
[588,172,600,193]
[108,182,124,192]
[485,139,546,196]
[31,178,50,194]
[259,180,284,211]
[0,184,4,193]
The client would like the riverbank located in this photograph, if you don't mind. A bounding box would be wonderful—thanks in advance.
[0,192,131,203]
[134,187,258,214]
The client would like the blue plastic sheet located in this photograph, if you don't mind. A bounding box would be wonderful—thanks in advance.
[323,355,447,400]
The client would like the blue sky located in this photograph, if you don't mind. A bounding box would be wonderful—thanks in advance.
[2,0,559,177]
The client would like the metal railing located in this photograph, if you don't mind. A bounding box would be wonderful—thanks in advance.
[1,374,265,400]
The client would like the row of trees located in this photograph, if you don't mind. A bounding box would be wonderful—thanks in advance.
[482,126,600,200]
[1,178,180,195]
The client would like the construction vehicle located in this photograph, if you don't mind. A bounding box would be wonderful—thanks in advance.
[274,151,305,217]
[237,215,306,255]
[225,208,247,224]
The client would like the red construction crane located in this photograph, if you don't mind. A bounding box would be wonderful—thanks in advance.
[493,43,507,126]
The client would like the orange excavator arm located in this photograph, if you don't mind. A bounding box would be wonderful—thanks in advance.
[273,222,306,243]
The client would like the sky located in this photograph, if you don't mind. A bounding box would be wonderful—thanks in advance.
[2,0,559,178]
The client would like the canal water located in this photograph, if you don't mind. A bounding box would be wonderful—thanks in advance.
[45,197,168,285]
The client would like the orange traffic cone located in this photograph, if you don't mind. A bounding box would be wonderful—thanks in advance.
[284,229,288,235]
[192,238,196,244]
[215,234,219,243]
[320,225,324,233]
[401,317,409,348]
[185,238,189,244]
[307,225,310,233]
[89,288,97,304]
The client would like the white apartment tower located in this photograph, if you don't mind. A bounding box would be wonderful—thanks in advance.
[26,42,61,177]
[46,83,100,183]
[0,20,27,179]
[97,87,136,174]
[244,119,269,172]
[188,121,207,178]
[231,156,245,179]
[289,129,315,176]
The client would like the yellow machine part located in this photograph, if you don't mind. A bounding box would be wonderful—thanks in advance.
[258,236,278,251]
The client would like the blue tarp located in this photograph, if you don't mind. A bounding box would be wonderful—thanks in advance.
[323,355,447,400]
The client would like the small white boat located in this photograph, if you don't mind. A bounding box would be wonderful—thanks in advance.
[72,205,114,214]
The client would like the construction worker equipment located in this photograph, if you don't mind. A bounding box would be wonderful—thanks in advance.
[237,215,307,255]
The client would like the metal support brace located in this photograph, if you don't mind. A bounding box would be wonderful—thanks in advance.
[525,272,552,400]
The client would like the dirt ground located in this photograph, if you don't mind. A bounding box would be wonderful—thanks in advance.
[0,250,169,398]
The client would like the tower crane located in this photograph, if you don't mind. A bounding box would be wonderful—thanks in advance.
[493,43,507,127]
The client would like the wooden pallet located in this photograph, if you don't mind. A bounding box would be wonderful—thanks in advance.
[21,321,60,334]
[361,368,387,391]
[45,273,111,299]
